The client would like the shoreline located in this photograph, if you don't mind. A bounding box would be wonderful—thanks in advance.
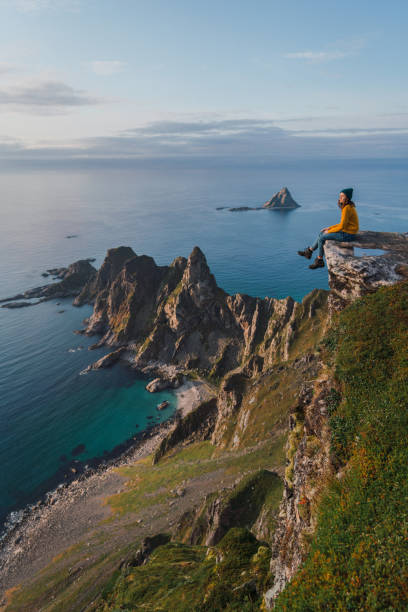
[0,377,216,595]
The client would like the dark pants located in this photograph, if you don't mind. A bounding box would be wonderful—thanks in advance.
[311,230,357,257]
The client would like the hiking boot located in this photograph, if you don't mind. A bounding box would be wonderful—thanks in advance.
[309,258,325,269]
[297,247,313,259]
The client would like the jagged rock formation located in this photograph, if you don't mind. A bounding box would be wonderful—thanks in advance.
[74,245,328,383]
[0,259,97,307]
[263,187,300,210]
[325,230,408,311]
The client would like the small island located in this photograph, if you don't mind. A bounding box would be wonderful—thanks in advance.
[262,186,300,210]
[218,186,301,212]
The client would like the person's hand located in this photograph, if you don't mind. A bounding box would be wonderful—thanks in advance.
[321,227,329,233]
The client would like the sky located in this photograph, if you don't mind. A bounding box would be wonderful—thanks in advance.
[0,0,407,166]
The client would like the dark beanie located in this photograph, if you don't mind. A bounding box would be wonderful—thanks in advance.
[340,188,353,200]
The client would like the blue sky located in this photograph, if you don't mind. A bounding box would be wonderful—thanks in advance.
[0,0,407,164]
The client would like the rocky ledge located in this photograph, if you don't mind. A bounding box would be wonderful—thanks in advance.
[325,230,408,311]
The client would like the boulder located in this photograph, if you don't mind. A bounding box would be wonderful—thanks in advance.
[146,376,181,392]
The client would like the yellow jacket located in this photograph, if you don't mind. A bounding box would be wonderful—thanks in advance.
[327,204,359,234]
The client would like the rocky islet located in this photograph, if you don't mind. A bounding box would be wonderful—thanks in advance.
[220,186,301,212]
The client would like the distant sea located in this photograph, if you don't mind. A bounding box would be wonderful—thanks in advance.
[1,159,407,527]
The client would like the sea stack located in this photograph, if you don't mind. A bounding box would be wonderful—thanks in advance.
[263,187,300,209]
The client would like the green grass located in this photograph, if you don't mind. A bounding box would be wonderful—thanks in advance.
[218,355,319,451]
[97,528,272,612]
[6,436,285,611]
[285,289,329,360]
[275,280,408,611]
[108,436,286,516]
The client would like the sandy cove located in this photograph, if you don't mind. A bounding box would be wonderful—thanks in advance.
[173,378,215,418]
[0,378,216,598]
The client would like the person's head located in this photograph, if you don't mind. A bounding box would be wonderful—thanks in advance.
[338,188,354,208]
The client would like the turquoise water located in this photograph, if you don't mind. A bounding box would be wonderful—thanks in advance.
[1,160,407,525]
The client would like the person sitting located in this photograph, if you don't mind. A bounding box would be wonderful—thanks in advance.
[298,188,359,269]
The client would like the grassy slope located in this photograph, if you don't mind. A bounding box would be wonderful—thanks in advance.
[4,292,328,612]
[97,528,272,612]
[275,280,408,611]
[5,437,286,611]
[8,282,408,610]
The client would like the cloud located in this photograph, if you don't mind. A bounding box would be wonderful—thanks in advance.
[293,127,408,137]
[0,79,103,113]
[88,61,127,76]
[0,117,407,166]
[284,38,367,63]
[284,50,349,62]
[122,118,281,137]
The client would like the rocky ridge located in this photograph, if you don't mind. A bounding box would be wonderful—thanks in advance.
[74,244,328,388]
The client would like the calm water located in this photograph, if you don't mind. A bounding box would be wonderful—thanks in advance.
[1,160,407,525]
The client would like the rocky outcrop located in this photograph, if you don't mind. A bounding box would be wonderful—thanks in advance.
[175,469,282,547]
[74,246,184,339]
[0,260,97,307]
[152,398,218,464]
[264,374,335,608]
[119,533,171,569]
[145,376,182,392]
[263,187,300,210]
[80,346,129,373]
[1,301,34,309]
[73,246,139,307]
[325,230,408,311]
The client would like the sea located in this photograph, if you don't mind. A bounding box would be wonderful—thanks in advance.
[1,159,407,529]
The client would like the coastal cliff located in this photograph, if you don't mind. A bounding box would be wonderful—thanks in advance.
[2,231,408,612]
[75,244,328,382]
